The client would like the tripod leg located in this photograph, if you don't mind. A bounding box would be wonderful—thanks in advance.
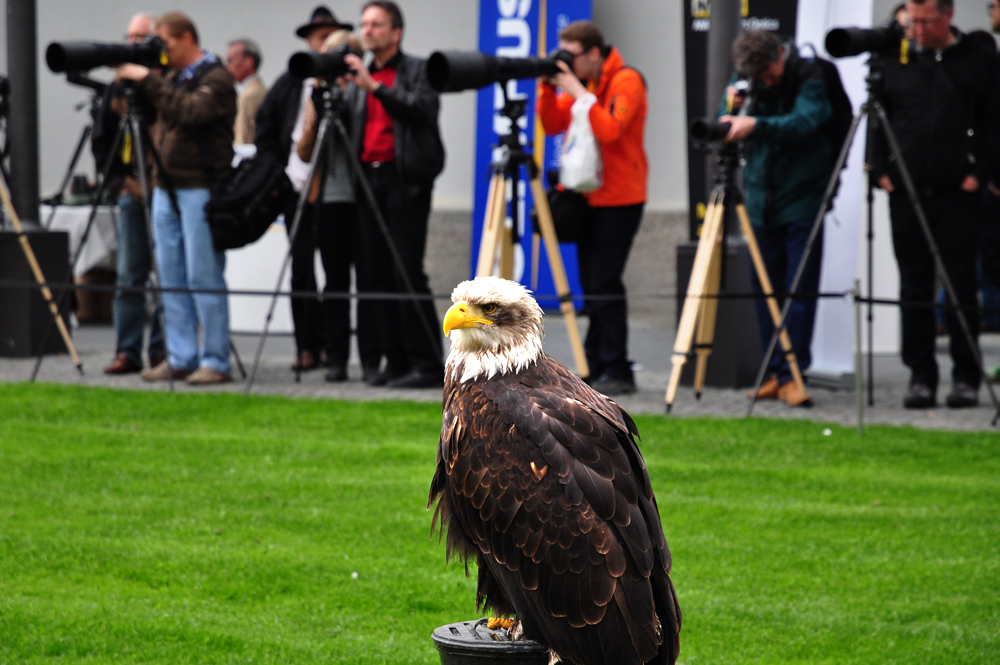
[230,335,247,379]
[531,232,540,292]
[247,115,332,395]
[529,175,590,378]
[127,113,177,393]
[737,205,810,399]
[476,172,505,277]
[44,124,94,229]
[499,185,515,281]
[0,171,83,372]
[692,226,723,399]
[665,190,725,411]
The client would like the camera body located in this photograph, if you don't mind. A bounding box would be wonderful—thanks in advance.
[825,21,905,59]
[690,79,757,143]
[427,48,574,93]
[288,44,358,80]
[46,36,167,73]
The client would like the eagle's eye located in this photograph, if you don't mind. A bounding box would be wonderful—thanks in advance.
[482,303,498,315]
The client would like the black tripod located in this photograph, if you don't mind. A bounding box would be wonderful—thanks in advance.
[42,74,107,228]
[245,82,439,394]
[30,85,178,387]
[745,57,1000,424]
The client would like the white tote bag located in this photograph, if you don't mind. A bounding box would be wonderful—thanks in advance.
[559,93,603,193]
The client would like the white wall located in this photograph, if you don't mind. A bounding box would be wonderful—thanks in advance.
[0,0,690,213]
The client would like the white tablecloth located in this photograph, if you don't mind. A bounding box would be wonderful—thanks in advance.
[41,204,118,277]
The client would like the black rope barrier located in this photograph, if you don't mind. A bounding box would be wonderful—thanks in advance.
[4,277,1000,315]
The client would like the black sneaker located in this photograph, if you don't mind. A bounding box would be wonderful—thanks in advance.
[591,374,637,396]
[903,383,936,409]
[324,366,347,383]
[945,382,979,408]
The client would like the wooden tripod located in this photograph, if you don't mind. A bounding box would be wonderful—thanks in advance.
[665,179,810,412]
[0,169,83,373]
[476,157,589,378]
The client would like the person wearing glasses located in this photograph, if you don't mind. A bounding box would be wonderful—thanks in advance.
[537,20,648,396]
[871,0,1000,409]
[93,12,166,376]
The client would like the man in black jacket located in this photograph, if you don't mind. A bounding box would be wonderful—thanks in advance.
[872,0,1000,409]
[344,0,446,388]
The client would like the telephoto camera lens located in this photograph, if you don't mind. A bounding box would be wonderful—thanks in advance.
[689,118,732,142]
[825,21,904,58]
[288,44,357,79]
[427,48,574,92]
[45,36,167,73]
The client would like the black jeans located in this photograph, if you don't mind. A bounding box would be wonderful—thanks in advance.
[575,203,643,381]
[355,163,443,375]
[286,200,374,370]
[888,189,982,389]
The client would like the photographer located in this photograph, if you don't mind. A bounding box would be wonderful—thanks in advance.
[341,0,446,389]
[117,11,237,385]
[91,12,165,376]
[717,30,832,407]
[537,20,648,396]
[871,0,1000,409]
[253,6,363,379]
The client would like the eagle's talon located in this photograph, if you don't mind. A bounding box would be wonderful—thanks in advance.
[487,617,515,631]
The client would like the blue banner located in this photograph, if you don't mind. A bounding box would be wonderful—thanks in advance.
[471,0,591,308]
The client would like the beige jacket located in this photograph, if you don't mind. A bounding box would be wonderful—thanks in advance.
[234,75,267,145]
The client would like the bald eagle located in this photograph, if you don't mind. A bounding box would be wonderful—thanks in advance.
[428,276,681,665]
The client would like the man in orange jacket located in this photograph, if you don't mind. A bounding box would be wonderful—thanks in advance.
[538,20,648,395]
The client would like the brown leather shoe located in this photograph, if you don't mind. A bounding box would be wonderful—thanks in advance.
[141,361,192,382]
[778,380,814,407]
[186,367,233,385]
[104,353,142,375]
[290,350,319,372]
[748,375,780,400]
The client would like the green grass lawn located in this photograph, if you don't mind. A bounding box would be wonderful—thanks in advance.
[0,384,997,664]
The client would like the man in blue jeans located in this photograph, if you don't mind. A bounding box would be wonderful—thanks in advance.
[718,30,834,407]
[92,13,165,375]
[118,11,237,385]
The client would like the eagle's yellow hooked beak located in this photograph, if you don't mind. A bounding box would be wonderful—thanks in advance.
[443,301,494,337]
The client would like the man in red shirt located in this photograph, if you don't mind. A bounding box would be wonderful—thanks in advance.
[344,0,446,388]
[538,21,648,395]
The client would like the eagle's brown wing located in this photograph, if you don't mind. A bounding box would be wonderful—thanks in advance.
[429,355,681,665]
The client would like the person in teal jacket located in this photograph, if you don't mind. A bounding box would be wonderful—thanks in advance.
[716,30,834,407]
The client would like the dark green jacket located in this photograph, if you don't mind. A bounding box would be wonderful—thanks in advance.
[718,45,833,228]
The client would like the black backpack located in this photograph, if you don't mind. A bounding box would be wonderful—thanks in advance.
[798,44,854,164]
[204,150,293,251]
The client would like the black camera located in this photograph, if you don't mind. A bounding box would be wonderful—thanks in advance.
[825,21,905,58]
[427,48,574,92]
[690,119,732,142]
[690,79,756,143]
[45,36,167,73]
[288,44,358,79]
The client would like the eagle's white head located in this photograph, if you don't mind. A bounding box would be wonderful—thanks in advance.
[443,276,545,383]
